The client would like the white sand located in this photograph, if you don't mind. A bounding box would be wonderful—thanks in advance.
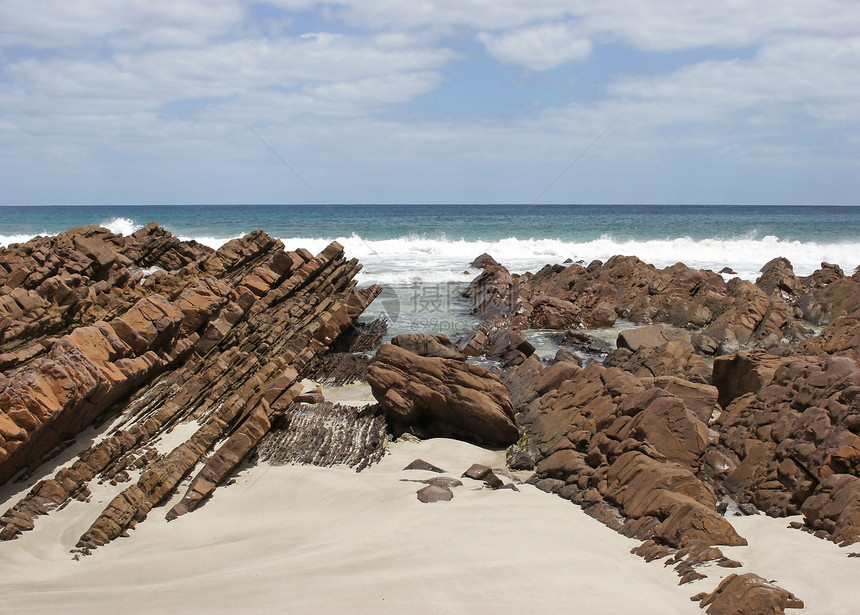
[1,437,857,614]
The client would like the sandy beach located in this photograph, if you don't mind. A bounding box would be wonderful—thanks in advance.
[0,434,856,614]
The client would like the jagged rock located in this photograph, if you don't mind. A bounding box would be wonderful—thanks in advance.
[462,253,819,356]
[559,330,614,358]
[0,232,381,549]
[605,340,711,384]
[367,344,519,446]
[697,573,804,614]
[799,315,860,361]
[711,353,860,528]
[801,474,860,545]
[756,257,804,302]
[796,266,860,324]
[520,361,744,547]
[391,333,465,360]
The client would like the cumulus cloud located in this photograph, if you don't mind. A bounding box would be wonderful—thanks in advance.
[1,0,859,204]
[478,22,592,71]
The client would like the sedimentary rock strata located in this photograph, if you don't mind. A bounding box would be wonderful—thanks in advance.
[0,225,382,551]
[254,402,386,471]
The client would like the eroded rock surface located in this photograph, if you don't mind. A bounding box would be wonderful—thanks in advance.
[0,227,382,551]
[367,344,519,446]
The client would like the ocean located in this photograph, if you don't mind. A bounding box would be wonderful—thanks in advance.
[2,204,859,347]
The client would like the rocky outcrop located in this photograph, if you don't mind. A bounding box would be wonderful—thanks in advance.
[520,361,745,548]
[0,228,382,551]
[367,344,519,446]
[0,224,211,371]
[462,255,829,358]
[709,352,860,538]
[796,264,860,324]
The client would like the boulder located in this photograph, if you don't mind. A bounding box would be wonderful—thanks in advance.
[616,325,692,352]
[367,344,519,446]
[391,333,465,360]
[697,573,804,614]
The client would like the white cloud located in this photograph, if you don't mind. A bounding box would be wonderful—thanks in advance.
[1,0,860,204]
[478,22,592,70]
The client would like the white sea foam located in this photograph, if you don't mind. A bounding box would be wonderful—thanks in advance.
[3,227,857,285]
[272,233,860,285]
[0,233,44,247]
[100,217,142,236]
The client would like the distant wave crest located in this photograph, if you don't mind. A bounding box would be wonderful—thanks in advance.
[3,228,857,285]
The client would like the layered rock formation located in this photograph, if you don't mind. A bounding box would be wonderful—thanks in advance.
[0,225,382,551]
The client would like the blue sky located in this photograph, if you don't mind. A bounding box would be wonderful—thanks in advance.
[1,0,859,205]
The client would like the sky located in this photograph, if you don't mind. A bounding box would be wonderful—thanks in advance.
[1,0,859,206]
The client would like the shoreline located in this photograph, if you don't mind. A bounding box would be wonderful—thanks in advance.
[1,223,859,614]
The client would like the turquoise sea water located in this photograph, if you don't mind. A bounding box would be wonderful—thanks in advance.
[3,204,858,343]
[1,204,858,283]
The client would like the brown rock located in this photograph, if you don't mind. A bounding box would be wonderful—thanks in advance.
[417,484,454,503]
[698,573,804,614]
[391,333,466,360]
[367,344,519,446]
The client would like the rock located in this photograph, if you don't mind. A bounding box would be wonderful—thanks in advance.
[417,485,454,503]
[564,330,614,355]
[719,267,737,275]
[0,232,382,549]
[254,403,387,472]
[391,333,466,360]
[520,360,746,547]
[367,344,519,446]
[711,351,783,409]
[756,257,804,302]
[605,340,711,384]
[415,476,463,489]
[697,573,804,614]
[801,474,860,545]
[616,325,692,352]
[552,348,582,366]
[462,463,505,489]
[295,388,325,404]
[403,459,446,473]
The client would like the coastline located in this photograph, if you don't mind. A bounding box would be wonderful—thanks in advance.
[1,221,859,614]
